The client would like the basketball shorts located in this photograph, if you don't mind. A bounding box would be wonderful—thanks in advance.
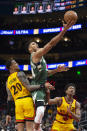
[15,97,35,123]
[51,120,77,131]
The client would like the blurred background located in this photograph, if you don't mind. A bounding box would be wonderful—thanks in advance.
[0,0,87,130]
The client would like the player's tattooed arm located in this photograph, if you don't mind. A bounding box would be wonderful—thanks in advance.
[6,83,13,101]
[17,71,41,92]
[17,71,54,91]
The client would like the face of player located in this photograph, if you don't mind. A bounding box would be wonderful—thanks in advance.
[66,86,75,96]
[10,60,20,71]
[28,42,39,53]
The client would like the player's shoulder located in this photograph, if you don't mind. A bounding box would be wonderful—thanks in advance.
[75,100,81,108]
[55,97,62,106]
[32,48,44,63]
[32,48,43,55]
[56,97,62,102]
[17,71,25,77]
[31,52,35,55]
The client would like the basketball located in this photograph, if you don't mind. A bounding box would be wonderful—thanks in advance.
[64,10,78,24]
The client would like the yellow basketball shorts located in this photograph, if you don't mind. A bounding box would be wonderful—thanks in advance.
[51,120,77,131]
[15,97,35,123]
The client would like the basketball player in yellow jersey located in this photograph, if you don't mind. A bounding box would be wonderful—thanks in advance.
[48,83,81,131]
[5,59,54,131]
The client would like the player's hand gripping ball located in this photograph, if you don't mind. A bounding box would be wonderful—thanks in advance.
[64,10,78,24]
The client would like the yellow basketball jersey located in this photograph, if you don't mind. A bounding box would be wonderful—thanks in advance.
[7,72,31,102]
[56,97,76,124]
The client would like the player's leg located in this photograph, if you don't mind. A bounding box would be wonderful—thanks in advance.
[26,121,34,131]
[23,97,35,130]
[34,106,45,131]
[38,124,43,131]
[17,123,24,131]
[15,99,25,131]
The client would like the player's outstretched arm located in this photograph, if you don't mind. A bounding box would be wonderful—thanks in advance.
[48,65,69,76]
[46,87,62,105]
[48,96,62,105]
[33,20,75,63]
[67,101,81,122]
[17,71,54,91]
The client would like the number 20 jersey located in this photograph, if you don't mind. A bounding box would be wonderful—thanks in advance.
[7,72,31,102]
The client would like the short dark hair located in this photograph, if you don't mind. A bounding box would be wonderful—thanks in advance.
[25,40,33,52]
[26,40,37,53]
[5,59,13,70]
[65,83,76,91]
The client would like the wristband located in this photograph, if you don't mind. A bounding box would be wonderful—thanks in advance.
[40,84,45,89]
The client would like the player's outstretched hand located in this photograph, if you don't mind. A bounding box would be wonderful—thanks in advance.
[45,82,55,90]
[6,115,11,126]
[63,20,75,30]
[57,65,69,72]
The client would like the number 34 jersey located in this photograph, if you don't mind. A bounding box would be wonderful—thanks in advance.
[7,72,31,102]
